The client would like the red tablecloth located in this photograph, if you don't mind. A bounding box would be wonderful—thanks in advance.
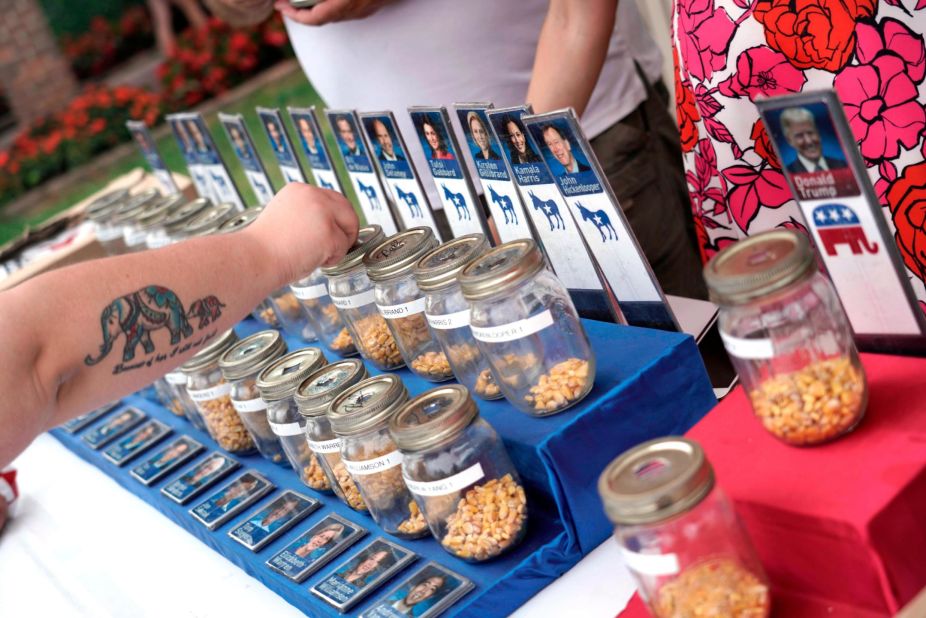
[619,352,926,617]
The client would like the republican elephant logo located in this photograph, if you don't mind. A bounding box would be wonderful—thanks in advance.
[812,204,879,257]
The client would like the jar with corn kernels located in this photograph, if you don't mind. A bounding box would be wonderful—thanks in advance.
[323,225,405,371]
[164,368,204,429]
[459,239,595,416]
[181,330,257,454]
[391,385,527,561]
[296,359,370,512]
[329,374,428,539]
[415,234,501,399]
[291,268,358,357]
[267,286,317,343]
[599,438,771,618]
[218,330,289,466]
[257,348,332,492]
[704,230,867,446]
[364,227,451,382]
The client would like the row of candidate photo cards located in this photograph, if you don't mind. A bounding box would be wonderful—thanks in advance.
[59,401,475,616]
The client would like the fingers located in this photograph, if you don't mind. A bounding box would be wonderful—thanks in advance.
[273,0,348,26]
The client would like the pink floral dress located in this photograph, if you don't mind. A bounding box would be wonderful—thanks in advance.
[673,0,926,311]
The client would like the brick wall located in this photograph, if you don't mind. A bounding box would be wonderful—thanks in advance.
[0,0,78,126]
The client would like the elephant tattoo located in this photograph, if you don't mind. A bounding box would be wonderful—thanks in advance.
[813,204,879,257]
[84,286,222,366]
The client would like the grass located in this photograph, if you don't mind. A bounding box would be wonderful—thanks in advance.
[0,67,361,247]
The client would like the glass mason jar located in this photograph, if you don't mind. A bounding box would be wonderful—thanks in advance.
[85,188,129,243]
[158,197,212,247]
[415,234,501,399]
[218,330,289,465]
[252,297,280,329]
[291,268,357,357]
[295,359,370,512]
[704,230,867,446]
[329,374,428,539]
[181,330,257,454]
[323,225,405,371]
[257,348,332,492]
[163,367,203,427]
[102,189,162,256]
[138,194,186,251]
[267,287,317,342]
[459,239,595,416]
[364,227,452,382]
[391,385,527,560]
[598,437,771,618]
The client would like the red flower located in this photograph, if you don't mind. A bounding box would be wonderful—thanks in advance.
[674,51,701,153]
[89,118,106,135]
[886,160,926,282]
[754,0,877,72]
[750,120,780,169]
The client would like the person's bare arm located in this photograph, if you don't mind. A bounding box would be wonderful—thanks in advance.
[273,0,393,27]
[202,0,274,27]
[0,183,357,467]
[526,0,618,117]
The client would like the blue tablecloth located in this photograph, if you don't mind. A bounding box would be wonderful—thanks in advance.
[52,319,716,617]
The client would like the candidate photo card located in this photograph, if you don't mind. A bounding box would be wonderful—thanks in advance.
[288,106,342,191]
[523,109,678,332]
[219,112,275,205]
[266,513,367,583]
[190,470,274,530]
[326,108,399,234]
[360,562,474,618]
[455,103,533,243]
[185,112,246,210]
[126,120,179,195]
[167,113,211,199]
[228,490,320,551]
[60,402,119,434]
[102,419,171,466]
[311,537,416,613]
[82,407,146,450]
[758,91,926,344]
[486,105,619,323]
[130,436,204,486]
[161,452,240,504]
[257,106,306,185]
[408,106,489,239]
[359,111,443,239]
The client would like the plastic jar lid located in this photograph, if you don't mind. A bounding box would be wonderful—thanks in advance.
[389,384,478,452]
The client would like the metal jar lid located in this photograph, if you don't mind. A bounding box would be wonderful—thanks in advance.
[216,208,261,234]
[163,198,211,232]
[256,348,328,402]
[109,189,162,225]
[85,188,130,221]
[182,203,237,238]
[414,234,489,291]
[363,227,438,281]
[136,194,186,231]
[180,330,240,374]
[295,359,368,417]
[597,437,715,526]
[459,238,545,301]
[321,225,385,276]
[703,230,816,306]
[389,384,478,452]
[328,374,408,436]
[218,330,288,381]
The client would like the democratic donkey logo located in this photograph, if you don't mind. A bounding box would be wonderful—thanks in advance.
[812,204,878,256]
[489,185,518,225]
[576,202,617,242]
[319,178,334,190]
[528,190,564,231]
[441,184,471,221]
[357,180,382,211]
[395,186,423,219]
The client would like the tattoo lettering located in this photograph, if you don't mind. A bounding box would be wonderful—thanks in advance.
[84,285,225,372]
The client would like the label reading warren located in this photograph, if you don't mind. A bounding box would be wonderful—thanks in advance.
[471,310,553,343]
[404,463,484,497]
[342,450,404,476]
[409,107,487,238]
[326,109,398,234]
[455,104,533,242]
[377,297,426,318]
[360,112,443,239]
[307,437,342,454]
[523,110,676,331]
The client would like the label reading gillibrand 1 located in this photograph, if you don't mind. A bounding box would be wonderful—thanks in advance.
[470,310,554,343]
[307,437,341,454]
[330,289,376,310]
[403,463,485,497]
[187,383,232,402]
[342,450,403,476]
[719,332,774,360]
[426,309,471,330]
[376,297,426,318]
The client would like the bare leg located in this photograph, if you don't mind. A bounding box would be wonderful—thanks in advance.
[147,0,176,55]
[172,0,208,29]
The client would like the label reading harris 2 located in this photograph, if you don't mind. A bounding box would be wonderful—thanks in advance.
[523,109,677,332]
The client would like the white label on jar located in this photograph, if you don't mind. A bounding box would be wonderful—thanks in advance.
[124,228,147,246]
[146,232,170,249]
[231,398,268,413]
[470,310,554,343]
[377,297,427,318]
[269,420,305,437]
[342,450,404,476]
[95,226,122,241]
[719,332,775,360]
[426,309,471,330]
[619,548,680,576]
[403,463,485,497]
[307,437,342,454]
[291,282,328,300]
[187,383,232,402]
[165,371,187,385]
[330,289,376,309]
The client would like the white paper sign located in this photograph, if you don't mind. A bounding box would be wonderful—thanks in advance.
[288,106,345,194]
